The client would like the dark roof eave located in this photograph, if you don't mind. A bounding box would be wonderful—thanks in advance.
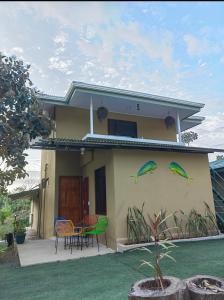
[31,138,224,154]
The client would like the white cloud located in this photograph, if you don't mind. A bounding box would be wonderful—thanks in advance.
[194,114,224,147]
[10,46,24,54]
[77,21,178,69]
[31,63,48,78]
[48,56,72,73]
[184,34,220,56]
[18,2,113,30]
[54,32,68,46]
[193,113,224,160]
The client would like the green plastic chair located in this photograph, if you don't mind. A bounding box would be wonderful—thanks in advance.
[85,216,108,251]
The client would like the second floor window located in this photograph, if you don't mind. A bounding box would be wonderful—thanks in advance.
[108,119,137,138]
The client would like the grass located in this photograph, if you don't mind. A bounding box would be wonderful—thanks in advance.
[1,239,224,300]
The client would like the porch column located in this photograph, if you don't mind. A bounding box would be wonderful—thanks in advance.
[176,111,182,143]
[90,96,94,134]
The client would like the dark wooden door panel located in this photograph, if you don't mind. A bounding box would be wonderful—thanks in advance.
[82,177,89,217]
[59,176,82,224]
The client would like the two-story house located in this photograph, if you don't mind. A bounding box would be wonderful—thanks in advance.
[32,82,223,250]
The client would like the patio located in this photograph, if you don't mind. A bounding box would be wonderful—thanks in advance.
[1,239,224,300]
[17,238,114,266]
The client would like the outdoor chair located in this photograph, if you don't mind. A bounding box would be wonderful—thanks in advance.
[83,215,98,226]
[85,216,108,252]
[54,219,82,254]
[82,215,98,247]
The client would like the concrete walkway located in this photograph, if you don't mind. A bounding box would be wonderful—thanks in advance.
[17,238,114,267]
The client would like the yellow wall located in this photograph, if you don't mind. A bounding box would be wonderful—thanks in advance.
[31,197,39,232]
[56,106,176,141]
[112,150,215,242]
[40,147,215,249]
[40,150,56,238]
[82,150,117,249]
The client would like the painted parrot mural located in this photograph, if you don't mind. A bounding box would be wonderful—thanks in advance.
[168,161,192,180]
[131,160,157,183]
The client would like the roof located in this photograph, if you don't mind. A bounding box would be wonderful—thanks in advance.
[31,138,224,154]
[8,188,39,200]
[37,82,205,130]
[210,159,224,170]
[38,81,204,109]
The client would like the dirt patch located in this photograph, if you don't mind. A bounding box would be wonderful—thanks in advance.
[0,245,20,267]
[139,279,171,291]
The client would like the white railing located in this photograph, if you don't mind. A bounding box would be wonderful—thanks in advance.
[82,133,184,146]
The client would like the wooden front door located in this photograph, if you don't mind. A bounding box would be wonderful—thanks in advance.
[82,177,89,217]
[59,176,82,224]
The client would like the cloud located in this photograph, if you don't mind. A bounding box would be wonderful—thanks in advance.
[10,47,24,54]
[193,113,224,160]
[31,63,48,79]
[17,2,114,30]
[194,113,224,148]
[184,34,220,56]
[77,21,178,69]
[54,32,68,47]
[48,56,72,73]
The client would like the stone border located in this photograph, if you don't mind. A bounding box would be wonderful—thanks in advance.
[117,233,224,253]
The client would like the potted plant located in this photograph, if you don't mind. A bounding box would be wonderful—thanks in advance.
[128,211,187,300]
[14,219,27,244]
[185,275,224,299]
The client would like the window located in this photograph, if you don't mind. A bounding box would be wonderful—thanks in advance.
[95,166,107,215]
[108,119,137,138]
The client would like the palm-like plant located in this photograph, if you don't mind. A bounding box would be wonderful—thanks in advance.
[139,211,177,289]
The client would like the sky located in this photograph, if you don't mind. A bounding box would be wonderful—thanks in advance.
[1,1,224,172]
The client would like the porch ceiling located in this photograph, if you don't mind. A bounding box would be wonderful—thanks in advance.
[37,81,205,121]
[31,138,224,154]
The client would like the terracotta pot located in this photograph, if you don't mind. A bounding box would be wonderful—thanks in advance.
[128,276,187,300]
[185,275,224,300]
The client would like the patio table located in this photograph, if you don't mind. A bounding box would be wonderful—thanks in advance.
[74,224,92,250]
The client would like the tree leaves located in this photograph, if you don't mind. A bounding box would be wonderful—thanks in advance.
[0,53,52,194]
[181,131,198,146]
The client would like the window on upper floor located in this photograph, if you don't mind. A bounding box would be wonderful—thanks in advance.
[108,119,137,138]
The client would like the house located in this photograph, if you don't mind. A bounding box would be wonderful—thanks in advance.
[32,82,224,250]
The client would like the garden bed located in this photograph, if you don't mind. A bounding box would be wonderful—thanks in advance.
[0,242,20,267]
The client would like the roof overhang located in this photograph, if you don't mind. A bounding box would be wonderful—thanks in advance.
[181,116,205,131]
[210,159,224,171]
[31,138,224,154]
[8,188,39,200]
[37,82,205,126]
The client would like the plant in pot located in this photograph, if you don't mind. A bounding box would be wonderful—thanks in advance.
[14,219,27,244]
[128,211,187,300]
[185,275,224,299]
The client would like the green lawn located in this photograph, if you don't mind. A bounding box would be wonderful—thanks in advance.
[1,239,224,300]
